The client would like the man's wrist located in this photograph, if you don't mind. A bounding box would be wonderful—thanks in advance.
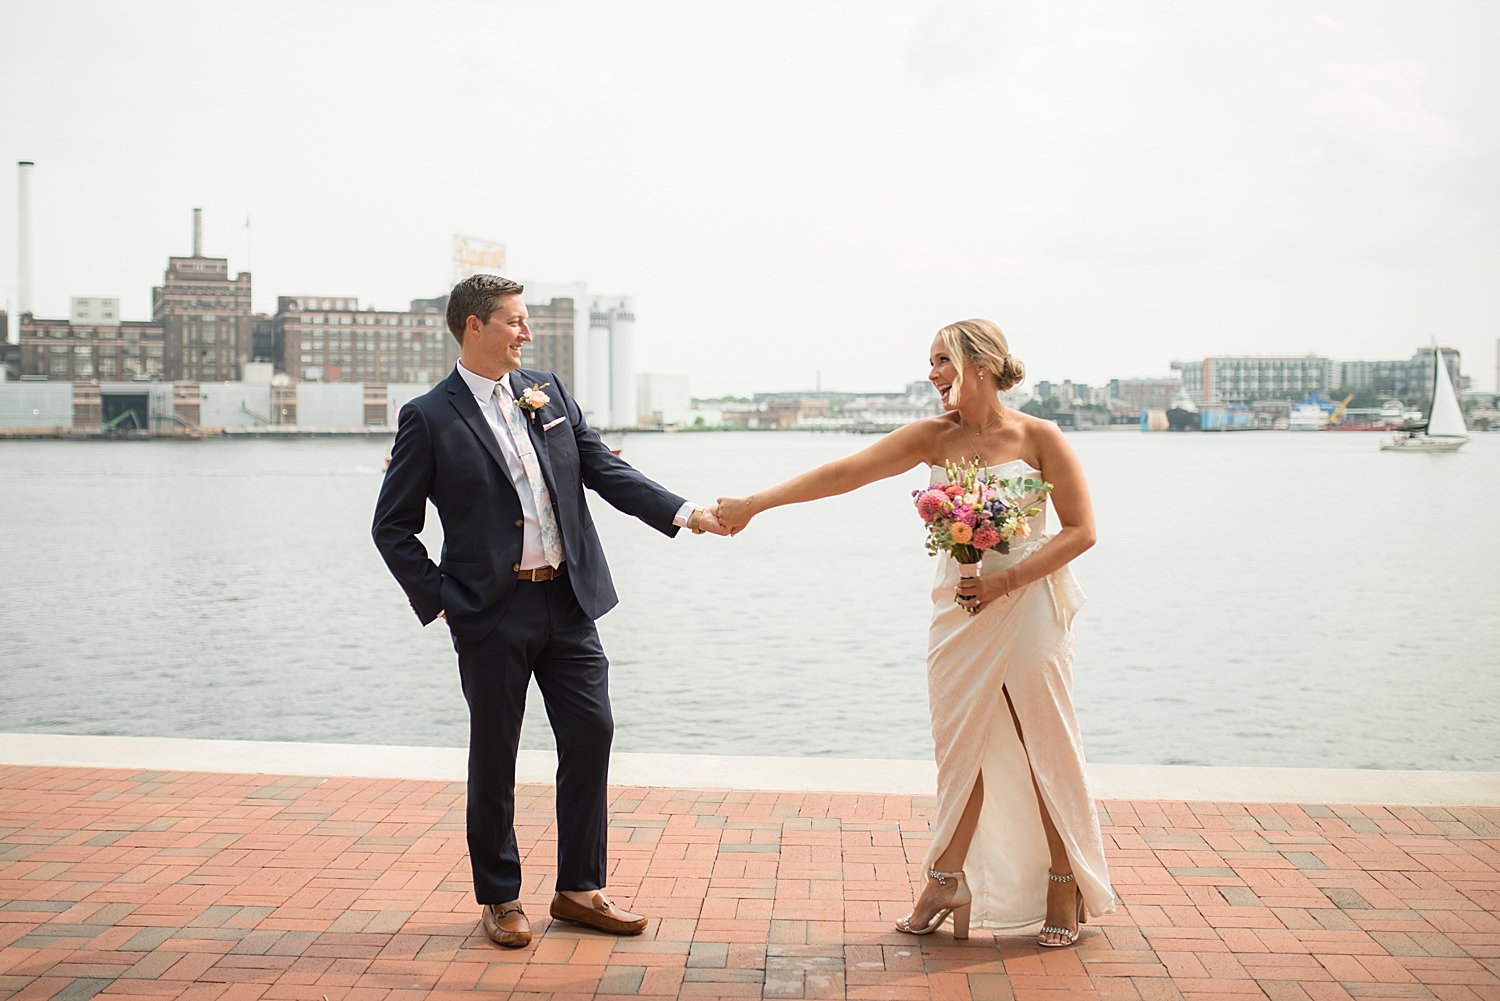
[672,500,699,528]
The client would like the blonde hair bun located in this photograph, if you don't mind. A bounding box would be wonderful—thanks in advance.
[937,318,1025,400]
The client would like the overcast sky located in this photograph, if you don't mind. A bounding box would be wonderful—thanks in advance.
[2,1,1497,395]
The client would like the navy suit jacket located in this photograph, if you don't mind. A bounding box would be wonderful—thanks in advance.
[372,366,686,643]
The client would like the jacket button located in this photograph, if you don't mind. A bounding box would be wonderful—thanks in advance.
[514,519,523,527]
[513,563,521,572]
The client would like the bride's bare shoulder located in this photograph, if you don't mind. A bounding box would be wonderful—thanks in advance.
[1006,407,1073,460]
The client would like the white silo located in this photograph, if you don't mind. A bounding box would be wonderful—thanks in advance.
[610,297,636,429]
[588,299,614,426]
[16,161,36,324]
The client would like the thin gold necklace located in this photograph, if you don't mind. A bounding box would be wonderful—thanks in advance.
[958,409,1003,465]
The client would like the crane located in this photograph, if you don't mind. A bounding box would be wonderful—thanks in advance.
[1327,394,1354,426]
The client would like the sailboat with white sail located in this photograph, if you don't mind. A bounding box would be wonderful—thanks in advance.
[1380,341,1469,452]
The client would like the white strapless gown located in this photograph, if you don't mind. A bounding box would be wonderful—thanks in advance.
[923,460,1116,930]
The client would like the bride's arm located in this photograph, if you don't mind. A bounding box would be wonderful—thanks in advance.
[958,420,1097,610]
[1005,421,1097,591]
[714,420,935,529]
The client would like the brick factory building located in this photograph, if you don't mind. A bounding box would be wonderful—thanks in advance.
[18,307,166,382]
[521,296,575,390]
[273,295,453,385]
[152,209,253,382]
[274,293,575,392]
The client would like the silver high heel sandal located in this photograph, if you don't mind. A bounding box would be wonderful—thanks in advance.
[896,868,972,939]
[1038,869,1086,947]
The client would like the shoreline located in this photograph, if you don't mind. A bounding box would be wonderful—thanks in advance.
[5,731,1497,805]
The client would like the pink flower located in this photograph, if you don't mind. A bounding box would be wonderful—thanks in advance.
[916,491,946,522]
[952,506,977,527]
[973,526,1000,550]
[950,522,973,544]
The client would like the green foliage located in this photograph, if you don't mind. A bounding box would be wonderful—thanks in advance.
[1020,396,1060,418]
[1333,383,1381,409]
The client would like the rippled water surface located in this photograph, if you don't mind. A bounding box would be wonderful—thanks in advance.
[2,430,1496,769]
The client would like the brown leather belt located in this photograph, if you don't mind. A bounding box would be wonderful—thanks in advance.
[517,562,565,582]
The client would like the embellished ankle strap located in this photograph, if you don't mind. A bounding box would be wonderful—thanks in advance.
[1047,869,1075,883]
[928,868,966,886]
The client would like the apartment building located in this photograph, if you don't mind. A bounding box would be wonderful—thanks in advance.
[1172,356,1339,405]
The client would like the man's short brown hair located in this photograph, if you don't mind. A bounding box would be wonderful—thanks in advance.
[446,274,525,344]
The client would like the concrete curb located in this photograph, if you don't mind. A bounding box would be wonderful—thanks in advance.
[2,733,1496,806]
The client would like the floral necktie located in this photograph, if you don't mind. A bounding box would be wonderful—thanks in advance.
[496,386,565,567]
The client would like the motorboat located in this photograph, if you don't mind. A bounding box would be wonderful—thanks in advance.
[1288,403,1328,431]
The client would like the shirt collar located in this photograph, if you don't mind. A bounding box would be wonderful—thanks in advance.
[456,360,515,402]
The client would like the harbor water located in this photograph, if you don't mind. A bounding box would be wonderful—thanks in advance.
[1,429,1496,770]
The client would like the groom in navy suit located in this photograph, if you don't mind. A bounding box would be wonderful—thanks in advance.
[373,274,727,948]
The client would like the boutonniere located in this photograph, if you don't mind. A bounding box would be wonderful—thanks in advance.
[517,382,551,422]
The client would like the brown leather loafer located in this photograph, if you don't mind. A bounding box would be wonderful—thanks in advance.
[481,902,531,948]
[549,892,648,935]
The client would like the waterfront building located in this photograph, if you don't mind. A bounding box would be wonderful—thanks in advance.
[1340,348,1461,402]
[519,284,636,427]
[0,313,15,380]
[1110,377,1180,412]
[273,295,450,385]
[522,297,575,391]
[17,311,166,381]
[1034,380,1095,405]
[251,316,275,364]
[1172,355,1339,405]
[152,210,253,383]
[591,295,636,428]
[637,373,691,422]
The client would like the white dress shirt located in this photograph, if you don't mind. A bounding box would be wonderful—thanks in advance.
[455,362,699,569]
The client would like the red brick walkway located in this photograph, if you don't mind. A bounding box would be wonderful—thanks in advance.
[0,766,1496,1001]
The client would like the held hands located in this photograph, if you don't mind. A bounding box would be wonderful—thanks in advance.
[954,568,1014,616]
[690,506,733,537]
[709,496,755,535]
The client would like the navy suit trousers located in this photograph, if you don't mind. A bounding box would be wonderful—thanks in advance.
[454,576,613,903]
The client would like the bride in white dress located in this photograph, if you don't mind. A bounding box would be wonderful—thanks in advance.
[713,319,1115,947]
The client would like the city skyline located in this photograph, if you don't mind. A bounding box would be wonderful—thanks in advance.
[2,2,1498,395]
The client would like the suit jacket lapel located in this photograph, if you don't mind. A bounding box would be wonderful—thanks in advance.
[446,370,508,477]
[509,370,561,499]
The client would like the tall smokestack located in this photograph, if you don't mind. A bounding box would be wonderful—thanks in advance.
[192,207,202,257]
[17,161,36,319]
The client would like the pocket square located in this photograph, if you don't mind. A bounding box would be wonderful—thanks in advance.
[542,416,567,431]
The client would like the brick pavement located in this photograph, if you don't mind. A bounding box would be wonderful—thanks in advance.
[0,765,1496,1001]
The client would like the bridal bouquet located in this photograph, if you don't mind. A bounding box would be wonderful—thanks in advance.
[913,459,1053,573]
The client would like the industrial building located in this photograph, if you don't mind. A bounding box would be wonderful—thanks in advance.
[16,209,252,384]
[6,162,645,432]
[522,296,576,393]
[152,209,255,382]
[1109,377,1181,412]
[273,295,454,386]
[522,283,636,428]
